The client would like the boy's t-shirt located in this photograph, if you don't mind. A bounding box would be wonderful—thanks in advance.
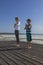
[14,22,20,31]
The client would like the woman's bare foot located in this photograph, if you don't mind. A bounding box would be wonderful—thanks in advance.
[16,44,20,47]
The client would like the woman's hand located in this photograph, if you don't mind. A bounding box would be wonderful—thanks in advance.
[24,26,28,29]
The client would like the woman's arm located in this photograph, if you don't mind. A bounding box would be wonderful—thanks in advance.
[29,24,32,28]
[24,24,28,29]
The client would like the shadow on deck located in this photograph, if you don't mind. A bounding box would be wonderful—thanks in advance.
[0,41,43,65]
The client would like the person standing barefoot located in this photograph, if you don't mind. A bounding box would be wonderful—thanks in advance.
[24,19,32,49]
[14,17,20,47]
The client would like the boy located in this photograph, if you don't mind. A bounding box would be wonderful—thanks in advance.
[14,17,20,47]
[24,19,32,49]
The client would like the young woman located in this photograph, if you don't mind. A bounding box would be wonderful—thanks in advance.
[24,19,32,49]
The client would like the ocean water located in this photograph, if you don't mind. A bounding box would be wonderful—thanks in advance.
[0,34,43,40]
[20,35,43,39]
[0,34,43,44]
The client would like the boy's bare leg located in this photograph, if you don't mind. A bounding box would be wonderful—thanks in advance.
[16,36,20,47]
[16,42,20,47]
[16,31,20,47]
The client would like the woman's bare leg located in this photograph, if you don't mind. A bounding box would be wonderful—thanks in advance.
[28,41,32,48]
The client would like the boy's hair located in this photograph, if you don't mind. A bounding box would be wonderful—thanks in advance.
[27,19,31,22]
[15,17,19,20]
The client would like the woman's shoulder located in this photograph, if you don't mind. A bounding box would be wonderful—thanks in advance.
[30,24,32,28]
[30,24,32,26]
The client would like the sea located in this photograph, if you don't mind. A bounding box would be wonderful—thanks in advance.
[0,33,43,44]
[0,34,43,40]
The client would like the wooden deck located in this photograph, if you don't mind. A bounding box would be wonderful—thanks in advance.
[0,41,43,65]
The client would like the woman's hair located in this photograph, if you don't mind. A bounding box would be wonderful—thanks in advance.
[27,19,31,22]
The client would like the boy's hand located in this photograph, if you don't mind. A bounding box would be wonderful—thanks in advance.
[15,24,16,26]
[24,27,26,30]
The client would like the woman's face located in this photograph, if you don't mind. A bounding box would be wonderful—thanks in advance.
[27,21,30,24]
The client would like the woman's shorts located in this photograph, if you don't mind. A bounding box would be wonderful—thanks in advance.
[26,32,32,41]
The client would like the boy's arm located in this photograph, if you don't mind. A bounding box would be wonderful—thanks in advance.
[17,22,20,26]
[14,24,16,28]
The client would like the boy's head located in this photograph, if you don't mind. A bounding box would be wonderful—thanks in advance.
[26,19,31,24]
[15,17,19,23]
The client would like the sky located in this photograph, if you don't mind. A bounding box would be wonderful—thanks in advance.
[0,0,43,34]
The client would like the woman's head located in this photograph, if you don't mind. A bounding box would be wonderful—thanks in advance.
[26,19,31,24]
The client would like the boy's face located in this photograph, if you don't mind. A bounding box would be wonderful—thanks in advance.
[15,19,19,23]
